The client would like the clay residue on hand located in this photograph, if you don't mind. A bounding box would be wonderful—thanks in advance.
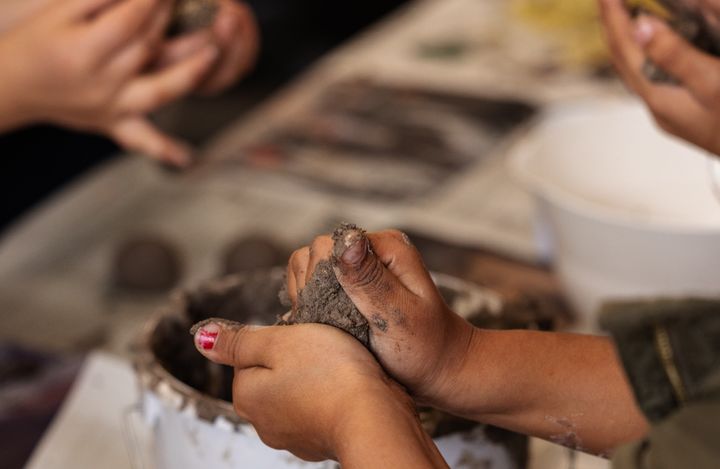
[280,223,371,346]
[189,318,245,336]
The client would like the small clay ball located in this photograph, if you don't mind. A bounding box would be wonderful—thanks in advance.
[221,237,287,275]
[112,236,183,291]
[168,0,219,37]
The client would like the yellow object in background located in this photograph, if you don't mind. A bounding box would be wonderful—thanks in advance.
[512,0,609,68]
[625,0,672,19]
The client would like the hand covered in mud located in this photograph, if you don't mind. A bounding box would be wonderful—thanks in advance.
[191,321,422,463]
[156,0,258,95]
[286,228,476,410]
[600,0,720,156]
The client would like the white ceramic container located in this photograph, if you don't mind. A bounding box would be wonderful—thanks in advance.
[510,99,720,330]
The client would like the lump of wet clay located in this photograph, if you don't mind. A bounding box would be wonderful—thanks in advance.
[280,223,371,346]
[221,236,287,276]
[168,0,219,37]
[112,236,182,291]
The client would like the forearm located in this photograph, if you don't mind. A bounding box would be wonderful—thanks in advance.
[444,329,649,456]
[336,388,448,469]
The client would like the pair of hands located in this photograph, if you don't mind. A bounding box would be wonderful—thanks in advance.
[600,0,720,156]
[194,230,467,464]
[0,0,258,166]
[188,0,720,461]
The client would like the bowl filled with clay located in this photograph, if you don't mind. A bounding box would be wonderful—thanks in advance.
[134,230,531,469]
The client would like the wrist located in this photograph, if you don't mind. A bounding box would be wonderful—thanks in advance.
[422,314,482,411]
[333,381,446,468]
[430,324,502,419]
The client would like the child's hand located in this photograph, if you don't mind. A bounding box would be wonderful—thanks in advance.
[0,0,218,166]
[600,0,720,157]
[191,322,444,466]
[286,230,477,411]
[155,0,259,95]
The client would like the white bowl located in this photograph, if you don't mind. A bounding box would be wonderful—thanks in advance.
[510,98,720,331]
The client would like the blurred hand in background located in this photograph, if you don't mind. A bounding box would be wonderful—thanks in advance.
[600,0,720,157]
[0,0,259,166]
[156,0,259,96]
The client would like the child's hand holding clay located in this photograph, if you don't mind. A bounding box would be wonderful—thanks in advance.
[0,0,218,165]
[284,226,477,412]
[191,321,448,467]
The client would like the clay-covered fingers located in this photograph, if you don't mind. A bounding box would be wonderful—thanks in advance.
[108,116,192,166]
[115,44,218,114]
[192,321,273,369]
[636,16,720,105]
[598,0,647,93]
[286,247,310,307]
[306,235,334,283]
[196,0,259,95]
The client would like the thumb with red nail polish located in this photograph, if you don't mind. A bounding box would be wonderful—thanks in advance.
[190,319,264,368]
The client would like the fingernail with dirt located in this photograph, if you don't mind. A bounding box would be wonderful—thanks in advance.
[332,223,368,266]
[279,223,372,347]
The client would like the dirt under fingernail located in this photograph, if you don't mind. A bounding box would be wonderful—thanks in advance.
[331,222,367,262]
[189,318,245,336]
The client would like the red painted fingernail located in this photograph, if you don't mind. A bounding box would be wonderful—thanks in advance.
[197,329,218,350]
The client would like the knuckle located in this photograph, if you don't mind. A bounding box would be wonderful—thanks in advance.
[352,257,386,290]
[224,330,246,364]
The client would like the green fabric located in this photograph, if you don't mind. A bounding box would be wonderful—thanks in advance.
[612,399,720,469]
[599,298,720,469]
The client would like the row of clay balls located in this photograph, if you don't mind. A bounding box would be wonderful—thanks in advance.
[112,235,289,292]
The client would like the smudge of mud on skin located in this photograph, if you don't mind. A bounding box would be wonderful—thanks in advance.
[391,308,408,328]
[545,415,585,451]
[371,313,389,332]
[189,318,246,336]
